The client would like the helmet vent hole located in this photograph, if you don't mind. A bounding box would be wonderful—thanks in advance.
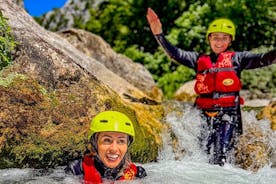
[100,120,108,123]
[125,122,131,126]
[227,26,232,28]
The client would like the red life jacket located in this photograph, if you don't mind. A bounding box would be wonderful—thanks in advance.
[82,156,138,184]
[194,52,243,109]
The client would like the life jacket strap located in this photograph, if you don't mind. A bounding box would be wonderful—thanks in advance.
[199,92,239,99]
[198,67,235,74]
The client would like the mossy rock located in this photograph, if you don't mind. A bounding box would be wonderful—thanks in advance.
[0,70,164,168]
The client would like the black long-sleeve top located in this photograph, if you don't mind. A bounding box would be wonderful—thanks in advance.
[155,33,276,77]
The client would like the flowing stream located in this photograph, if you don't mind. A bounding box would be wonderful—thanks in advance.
[1,103,276,184]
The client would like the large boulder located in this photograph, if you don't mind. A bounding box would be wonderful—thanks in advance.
[57,28,163,101]
[0,0,164,168]
[235,126,272,172]
[257,100,276,130]
[1,1,162,102]
[172,80,196,102]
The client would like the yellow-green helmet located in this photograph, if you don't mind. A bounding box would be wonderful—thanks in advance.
[88,111,135,144]
[206,18,236,41]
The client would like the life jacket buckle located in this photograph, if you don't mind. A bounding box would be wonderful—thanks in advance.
[205,111,219,118]
[213,92,220,99]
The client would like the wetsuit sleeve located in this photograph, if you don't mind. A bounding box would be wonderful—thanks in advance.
[236,49,276,70]
[154,33,199,70]
[135,166,147,178]
[64,159,83,175]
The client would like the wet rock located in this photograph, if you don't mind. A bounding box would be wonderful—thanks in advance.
[257,101,276,131]
[235,126,272,172]
[173,80,196,102]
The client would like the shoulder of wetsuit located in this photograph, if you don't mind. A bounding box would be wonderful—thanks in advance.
[136,165,147,178]
[64,158,83,175]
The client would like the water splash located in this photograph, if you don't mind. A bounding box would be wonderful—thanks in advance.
[159,103,208,162]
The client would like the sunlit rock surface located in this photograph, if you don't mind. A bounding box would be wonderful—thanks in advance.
[173,80,196,102]
[235,126,272,172]
[257,101,276,130]
[57,28,163,101]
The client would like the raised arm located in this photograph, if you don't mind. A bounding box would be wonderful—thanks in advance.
[146,8,198,69]
[238,49,276,70]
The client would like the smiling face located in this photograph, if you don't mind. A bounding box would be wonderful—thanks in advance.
[97,132,128,168]
[208,32,232,54]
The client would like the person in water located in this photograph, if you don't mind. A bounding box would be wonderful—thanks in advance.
[65,110,147,183]
[146,7,276,166]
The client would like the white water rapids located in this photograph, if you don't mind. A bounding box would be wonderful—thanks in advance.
[1,103,276,184]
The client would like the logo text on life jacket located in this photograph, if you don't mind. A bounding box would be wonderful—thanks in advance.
[223,79,234,86]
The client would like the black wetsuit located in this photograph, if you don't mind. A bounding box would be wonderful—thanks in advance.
[65,156,147,180]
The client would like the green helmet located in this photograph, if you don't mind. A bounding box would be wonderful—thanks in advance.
[206,18,236,41]
[88,111,135,144]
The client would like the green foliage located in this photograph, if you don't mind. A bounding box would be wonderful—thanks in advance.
[124,45,167,79]
[124,45,195,98]
[206,0,276,51]
[93,0,275,98]
[0,11,16,70]
[157,65,195,98]
[167,2,210,53]
[84,0,190,53]
[36,0,276,98]
[84,1,133,52]
[167,0,276,53]
[241,65,276,98]
[151,0,275,97]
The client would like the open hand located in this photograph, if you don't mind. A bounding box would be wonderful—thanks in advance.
[146,8,162,35]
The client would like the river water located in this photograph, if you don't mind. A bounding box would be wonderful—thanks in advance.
[1,104,276,184]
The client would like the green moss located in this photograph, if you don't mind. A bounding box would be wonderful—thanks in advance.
[12,137,60,168]
[242,106,264,112]
[0,73,25,87]
[0,74,162,168]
